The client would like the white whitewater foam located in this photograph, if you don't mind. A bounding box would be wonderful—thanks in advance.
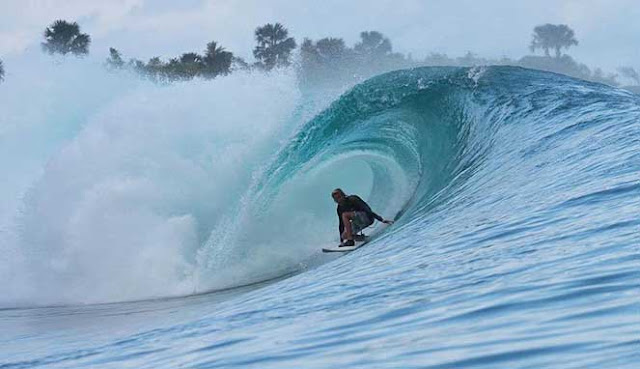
[0,55,304,305]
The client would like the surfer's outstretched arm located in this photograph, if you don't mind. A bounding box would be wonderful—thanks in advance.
[351,196,394,224]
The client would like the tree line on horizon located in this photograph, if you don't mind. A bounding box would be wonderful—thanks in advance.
[104,22,297,82]
[1,20,639,92]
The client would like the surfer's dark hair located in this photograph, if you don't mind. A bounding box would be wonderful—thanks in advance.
[332,188,346,196]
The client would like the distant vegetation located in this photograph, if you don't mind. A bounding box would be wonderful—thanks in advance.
[253,23,296,71]
[530,24,578,58]
[41,20,90,56]
[299,24,623,89]
[106,41,235,82]
[28,19,638,94]
[101,22,298,82]
[300,31,407,87]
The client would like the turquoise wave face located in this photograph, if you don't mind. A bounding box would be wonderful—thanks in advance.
[254,67,463,211]
[252,65,638,232]
[196,65,639,296]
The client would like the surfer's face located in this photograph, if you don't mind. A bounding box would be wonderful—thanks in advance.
[332,191,344,203]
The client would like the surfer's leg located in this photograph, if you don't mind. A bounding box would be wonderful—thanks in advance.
[341,212,355,241]
[352,211,370,235]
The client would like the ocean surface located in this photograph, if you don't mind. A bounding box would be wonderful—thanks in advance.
[1,64,638,368]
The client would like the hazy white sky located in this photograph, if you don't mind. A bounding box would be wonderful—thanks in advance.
[1,0,639,71]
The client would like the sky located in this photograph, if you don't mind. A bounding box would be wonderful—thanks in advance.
[1,0,639,73]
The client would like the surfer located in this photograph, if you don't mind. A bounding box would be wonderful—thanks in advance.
[331,188,393,246]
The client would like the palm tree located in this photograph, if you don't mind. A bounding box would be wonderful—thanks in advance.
[530,24,578,58]
[164,58,184,81]
[202,41,233,78]
[354,31,392,58]
[300,37,348,71]
[42,20,91,56]
[178,52,204,79]
[316,38,347,61]
[253,23,296,70]
[0,59,4,83]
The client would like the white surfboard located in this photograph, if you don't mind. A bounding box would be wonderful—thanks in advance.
[322,236,369,253]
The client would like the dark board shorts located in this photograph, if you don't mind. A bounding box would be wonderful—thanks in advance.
[351,211,374,234]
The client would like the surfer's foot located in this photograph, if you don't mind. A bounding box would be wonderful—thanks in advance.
[341,240,355,247]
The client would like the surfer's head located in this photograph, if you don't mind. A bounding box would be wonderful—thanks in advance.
[331,188,346,203]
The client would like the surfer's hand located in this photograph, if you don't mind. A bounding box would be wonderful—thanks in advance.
[383,219,394,224]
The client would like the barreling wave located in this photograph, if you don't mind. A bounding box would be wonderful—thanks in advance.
[1,62,638,306]
[196,65,639,296]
